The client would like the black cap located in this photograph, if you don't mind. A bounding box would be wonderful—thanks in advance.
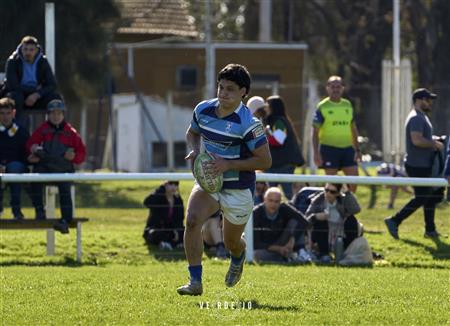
[412,88,437,101]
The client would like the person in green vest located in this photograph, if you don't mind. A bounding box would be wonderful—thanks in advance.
[312,76,362,192]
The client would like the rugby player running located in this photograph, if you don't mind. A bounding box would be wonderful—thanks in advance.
[177,64,272,296]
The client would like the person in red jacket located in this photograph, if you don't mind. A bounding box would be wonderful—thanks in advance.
[26,99,86,233]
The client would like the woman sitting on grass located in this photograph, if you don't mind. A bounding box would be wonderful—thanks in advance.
[305,183,361,263]
[142,181,184,250]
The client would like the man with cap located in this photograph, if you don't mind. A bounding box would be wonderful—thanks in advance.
[246,96,266,120]
[26,99,86,233]
[385,88,444,239]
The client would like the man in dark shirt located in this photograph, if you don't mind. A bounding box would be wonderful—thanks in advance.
[0,98,29,219]
[253,187,309,262]
[385,88,445,239]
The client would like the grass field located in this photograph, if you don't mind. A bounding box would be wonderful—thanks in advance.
[1,178,449,325]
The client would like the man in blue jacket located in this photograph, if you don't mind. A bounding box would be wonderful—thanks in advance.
[2,36,60,127]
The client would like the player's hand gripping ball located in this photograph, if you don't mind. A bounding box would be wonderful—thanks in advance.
[193,152,223,193]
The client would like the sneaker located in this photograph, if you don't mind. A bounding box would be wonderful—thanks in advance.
[297,248,313,263]
[384,217,399,239]
[225,252,245,287]
[424,231,440,238]
[287,252,298,263]
[158,241,173,250]
[177,279,203,296]
[53,220,69,234]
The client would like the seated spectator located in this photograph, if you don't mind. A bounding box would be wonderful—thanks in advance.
[305,183,361,263]
[143,181,184,250]
[0,98,30,219]
[26,99,86,233]
[202,211,226,259]
[376,162,412,209]
[3,36,60,127]
[254,180,268,205]
[253,187,310,263]
[290,186,323,215]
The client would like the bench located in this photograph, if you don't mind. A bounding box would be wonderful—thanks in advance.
[0,218,89,262]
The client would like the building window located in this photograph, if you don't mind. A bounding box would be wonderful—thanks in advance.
[152,142,167,168]
[152,142,187,168]
[176,66,197,90]
[174,142,187,167]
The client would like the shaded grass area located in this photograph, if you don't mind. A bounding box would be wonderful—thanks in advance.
[1,178,449,324]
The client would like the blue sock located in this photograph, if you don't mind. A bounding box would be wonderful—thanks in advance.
[188,265,202,283]
[231,251,245,265]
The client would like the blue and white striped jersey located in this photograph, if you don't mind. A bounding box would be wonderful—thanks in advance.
[190,98,267,189]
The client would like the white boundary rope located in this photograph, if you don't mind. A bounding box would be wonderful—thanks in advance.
[1,172,447,187]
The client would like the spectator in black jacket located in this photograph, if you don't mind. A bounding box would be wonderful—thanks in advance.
[0,98,29,219]
[253,187,309,263]
[2,36,60,127]
[264,96,304,199]
[143,181,184,250]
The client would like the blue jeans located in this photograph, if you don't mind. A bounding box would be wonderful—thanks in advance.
[0,161,28,215]
[265,164,296,200]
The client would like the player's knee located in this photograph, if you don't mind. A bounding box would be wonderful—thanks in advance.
[185,212,203,230]
[223,238,241,253]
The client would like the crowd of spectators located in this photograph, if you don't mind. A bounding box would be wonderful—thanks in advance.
[0,36,86,234]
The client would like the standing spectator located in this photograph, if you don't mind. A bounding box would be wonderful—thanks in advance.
[246,96,266,121]
[143,181,184,250]
[3,36,60,127]
[312,76,361,192]
[306,183,361,263]
[264,95,304,200]
[0,98,29,219]
[253,187,310,263]
[26,99,86,233]
[384,88,444,239]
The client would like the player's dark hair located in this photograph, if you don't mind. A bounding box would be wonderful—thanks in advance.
[21,35,39,46]
[217,63,251,98]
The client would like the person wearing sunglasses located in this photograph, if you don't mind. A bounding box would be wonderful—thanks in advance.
[305,183,361,263]
[142,181,184,250]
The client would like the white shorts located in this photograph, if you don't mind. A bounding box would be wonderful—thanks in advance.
[193,184,253,225]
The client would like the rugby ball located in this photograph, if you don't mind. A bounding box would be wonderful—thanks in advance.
[193,152,223,193]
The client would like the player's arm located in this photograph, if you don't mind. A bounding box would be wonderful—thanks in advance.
[185,126,201,161]
[351,121,362,161]
[351,121,360,151]
[312,109,323,167]
[227,143,272,171]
